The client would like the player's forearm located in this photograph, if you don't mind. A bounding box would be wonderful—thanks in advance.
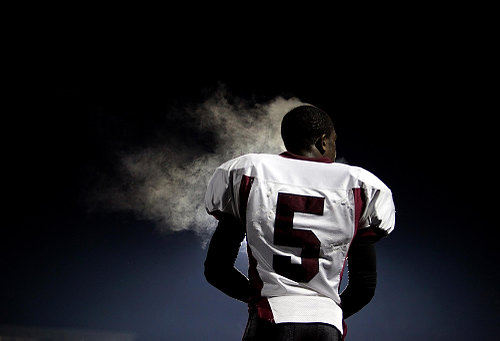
[204,215,250,303]
[340,272,376,318]
[340,242,377,319]
[204,266,251,303]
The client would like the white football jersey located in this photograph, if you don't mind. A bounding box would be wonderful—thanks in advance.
[205,152,395,335]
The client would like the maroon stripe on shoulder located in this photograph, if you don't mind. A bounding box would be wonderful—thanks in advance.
[239,175,254,223]
[353,187,365,235]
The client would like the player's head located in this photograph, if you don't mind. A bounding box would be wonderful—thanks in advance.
[281,105,336,161]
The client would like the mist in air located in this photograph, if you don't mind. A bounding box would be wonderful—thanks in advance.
[91,87,304,243]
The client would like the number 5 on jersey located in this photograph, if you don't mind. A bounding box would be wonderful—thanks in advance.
[273,192,324,282]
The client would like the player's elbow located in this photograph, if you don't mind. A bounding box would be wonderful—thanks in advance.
[204,261,217,285]
[366,287,375,302]
[348,281,376,307]
[349,270,377,306]
[204,260,224,287]
[359,286,376,305]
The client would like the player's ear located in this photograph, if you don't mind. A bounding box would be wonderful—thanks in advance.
[315,134,328,154]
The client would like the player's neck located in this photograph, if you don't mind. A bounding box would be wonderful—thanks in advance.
[293,147,324,159]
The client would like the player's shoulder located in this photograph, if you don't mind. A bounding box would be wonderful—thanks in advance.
[216,153,273,171]
[349,165,392,193]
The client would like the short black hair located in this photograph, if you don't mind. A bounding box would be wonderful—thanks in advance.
[281,105,334,153]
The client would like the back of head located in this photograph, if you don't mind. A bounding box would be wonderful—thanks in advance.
[281,105,334,153]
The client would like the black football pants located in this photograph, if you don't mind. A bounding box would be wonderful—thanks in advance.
[242,311,342,341]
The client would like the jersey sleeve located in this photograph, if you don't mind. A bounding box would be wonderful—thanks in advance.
[356,168,396,243]
[205,166,237,220]
[205,157,250,221]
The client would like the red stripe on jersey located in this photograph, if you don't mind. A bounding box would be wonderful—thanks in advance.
[342,320,348,341]
[339,188,365,282]
[247,245,274,322]
[353,187,365,235]
[239,175,254,222]
[239,175,275,323]
[340,188,365,340]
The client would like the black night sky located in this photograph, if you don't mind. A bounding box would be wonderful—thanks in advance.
[2,32,497,340]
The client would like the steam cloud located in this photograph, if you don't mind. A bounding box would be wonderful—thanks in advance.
[92,87,304,244]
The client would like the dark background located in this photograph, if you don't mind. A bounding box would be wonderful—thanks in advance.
[2,29,497,340]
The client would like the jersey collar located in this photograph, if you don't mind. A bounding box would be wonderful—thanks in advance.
[279,151,333,164]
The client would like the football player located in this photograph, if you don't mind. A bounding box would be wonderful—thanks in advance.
[204,105,395,340]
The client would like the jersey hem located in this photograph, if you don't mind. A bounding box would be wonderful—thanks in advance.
[267,295,343,334]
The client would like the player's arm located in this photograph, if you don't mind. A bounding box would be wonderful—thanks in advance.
[341,171,395,319]
[339,238,377,319]
[204,213,251,303]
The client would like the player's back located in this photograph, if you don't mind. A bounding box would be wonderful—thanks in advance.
[205,152,395,334]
